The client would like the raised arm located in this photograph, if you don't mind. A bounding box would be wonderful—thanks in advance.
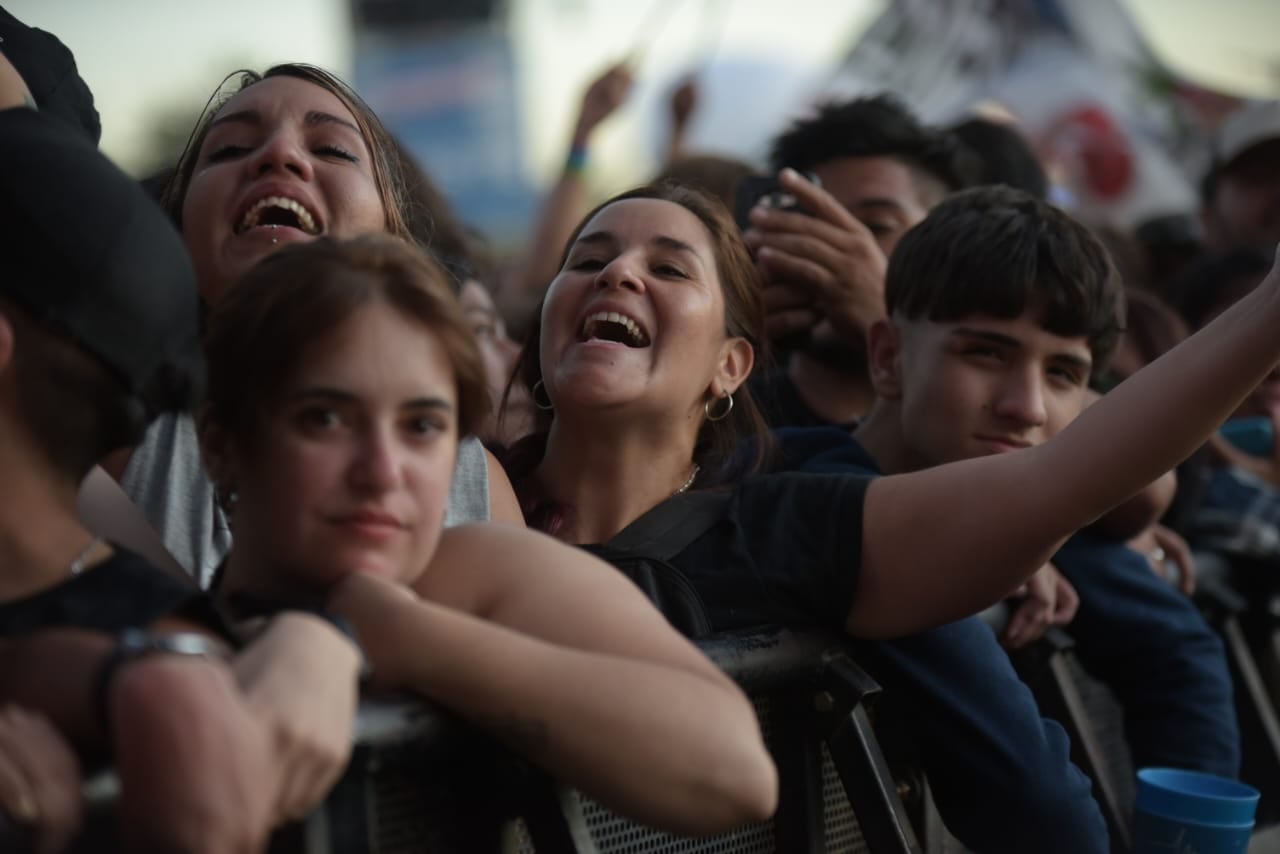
[853,248,1280,637]
[331,523,776,835]
[495,63,632,313]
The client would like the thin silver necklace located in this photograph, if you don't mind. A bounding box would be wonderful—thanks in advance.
[68,537,102,576]
[673,464,700,496]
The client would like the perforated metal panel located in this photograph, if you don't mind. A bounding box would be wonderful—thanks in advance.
[510,696,869,854]
[1062,652,1136,818]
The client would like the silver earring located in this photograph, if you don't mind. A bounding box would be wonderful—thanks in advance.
[704,393,734,422]
[532,380,554,412]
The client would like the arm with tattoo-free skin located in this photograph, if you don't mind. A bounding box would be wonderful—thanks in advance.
[854,249,1280,637]
[0,629,282,853]
[330,523,776,835]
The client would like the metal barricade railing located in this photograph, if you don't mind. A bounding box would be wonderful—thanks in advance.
[0,628,920,854]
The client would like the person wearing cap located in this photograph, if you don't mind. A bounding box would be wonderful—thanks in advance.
[1201,100,1280,253]
[0,53,361,851]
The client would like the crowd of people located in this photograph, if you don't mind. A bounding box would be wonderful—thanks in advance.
[2,6,1280,852]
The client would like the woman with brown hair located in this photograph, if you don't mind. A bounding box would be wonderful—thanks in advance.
[198,234,777,833]
[112,64,522,591]
[505,179,1280,637]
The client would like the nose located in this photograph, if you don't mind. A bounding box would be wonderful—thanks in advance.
[991,367,1048,429]
[347,426,400,494]
[247,131,314,181]
[595,252,645,293]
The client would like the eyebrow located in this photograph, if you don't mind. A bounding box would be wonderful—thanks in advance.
[208,109,363,138]
[573,230,704,263]
[950,327,1093,371]
[290,386,455,412]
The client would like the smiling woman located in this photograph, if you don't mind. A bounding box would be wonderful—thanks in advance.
[97,64,520,587]
[504,180,1280,644]
[200,234,778,833]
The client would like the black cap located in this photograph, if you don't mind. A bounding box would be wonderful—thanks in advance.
[0,7,101,144]
[0,107,203,417]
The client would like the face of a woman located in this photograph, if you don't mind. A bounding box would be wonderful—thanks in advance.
[226,299,459,590]
[182,76,387,304]
[459,278,533,445]
[539,198,743,422]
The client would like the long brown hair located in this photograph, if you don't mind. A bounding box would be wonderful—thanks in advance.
[505,182,773,532]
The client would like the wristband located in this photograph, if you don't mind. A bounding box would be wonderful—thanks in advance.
[565,143,588,175]
[92,629,230,734]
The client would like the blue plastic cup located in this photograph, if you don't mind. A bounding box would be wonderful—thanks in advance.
[1133,768,1259,854]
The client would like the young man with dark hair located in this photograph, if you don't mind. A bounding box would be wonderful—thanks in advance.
[949,115,1049,200]
[799,187,1239,834]
[1199,100,1280,253]
[0,48,362,849]
[744,94,973,428]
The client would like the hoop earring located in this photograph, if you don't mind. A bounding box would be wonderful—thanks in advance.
[704,393,734,422]
[532,379,555,411]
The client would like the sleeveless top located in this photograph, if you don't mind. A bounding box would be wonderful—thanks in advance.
[120,413,492,588]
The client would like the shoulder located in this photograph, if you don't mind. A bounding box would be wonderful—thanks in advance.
[762,425,875,473]
[733,470,873,514]
[0,547,199,636]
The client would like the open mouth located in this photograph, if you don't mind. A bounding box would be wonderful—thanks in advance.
[580,311,650,347]
[235,195,320,235]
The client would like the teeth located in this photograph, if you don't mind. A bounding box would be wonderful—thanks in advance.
[583,311,647,345]
[238,195,318,234]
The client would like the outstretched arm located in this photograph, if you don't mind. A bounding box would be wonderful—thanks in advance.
[496,63,632,314]
[853,248,1280,637]
[333,523,776,835]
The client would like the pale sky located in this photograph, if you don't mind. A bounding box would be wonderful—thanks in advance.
[7,0,1277,182]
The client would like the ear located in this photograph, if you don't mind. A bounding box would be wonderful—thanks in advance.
[867,318,904,400]
[196,406,238,495]
[708,336,755,400]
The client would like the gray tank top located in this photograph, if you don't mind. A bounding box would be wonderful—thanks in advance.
[120,413,491,588]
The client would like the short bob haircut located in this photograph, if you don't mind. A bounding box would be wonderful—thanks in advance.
[202,235,487,449]
[163,64,419,250]
[886,185,1125,375]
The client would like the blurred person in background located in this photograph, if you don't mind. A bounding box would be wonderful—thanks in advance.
[1098,288,1197,589]
[1171,248,1280,560]
[1200,101,1280,253]
[497,62,633,328]
[747,95,973,429]
[391,135,536,447]
[949,114,1047,200]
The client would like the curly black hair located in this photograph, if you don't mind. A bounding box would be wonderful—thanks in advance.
[768,94,973,197]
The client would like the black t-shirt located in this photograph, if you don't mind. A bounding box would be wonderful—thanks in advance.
[598,473,870,632]
[0,546,206,637]
[750,359,859,431]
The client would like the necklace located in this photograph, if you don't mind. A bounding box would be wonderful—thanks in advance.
[673,464,700,496]
[68,537,102,576]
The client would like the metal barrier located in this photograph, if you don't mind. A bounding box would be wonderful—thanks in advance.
[0,628,920,854]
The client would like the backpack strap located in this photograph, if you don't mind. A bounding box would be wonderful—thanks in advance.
[603,490,733,560]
